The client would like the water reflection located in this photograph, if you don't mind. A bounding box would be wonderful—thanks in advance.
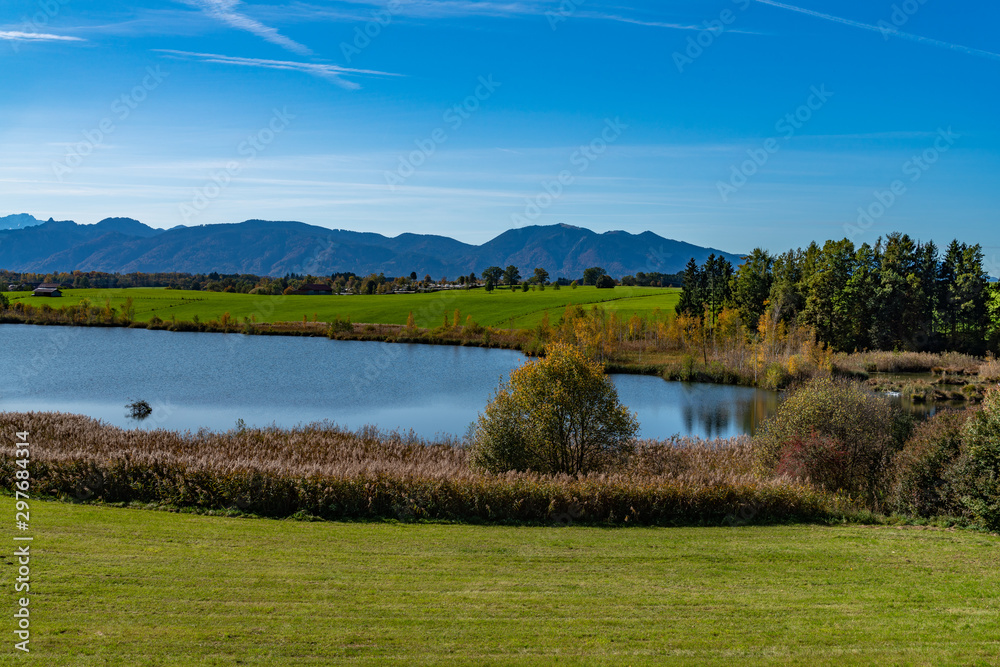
[0,324,781,440]
[611,377,780,440]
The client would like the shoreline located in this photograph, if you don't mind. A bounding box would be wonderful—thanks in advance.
[1,315,994,402]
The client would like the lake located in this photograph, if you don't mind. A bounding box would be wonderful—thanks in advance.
[1,325,778,440]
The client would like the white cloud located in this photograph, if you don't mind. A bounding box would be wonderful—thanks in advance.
[0,31,84,42]
[155,49,400,88]
[183,0,312,54]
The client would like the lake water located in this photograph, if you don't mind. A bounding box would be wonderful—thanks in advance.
[0,325,778,440]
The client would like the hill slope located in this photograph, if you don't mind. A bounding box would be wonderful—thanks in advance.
[0,218,742,277]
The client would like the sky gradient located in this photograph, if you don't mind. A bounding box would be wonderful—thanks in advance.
[2,0,998,258]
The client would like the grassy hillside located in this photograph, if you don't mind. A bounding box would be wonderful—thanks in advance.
[2,286,680,330]
[10,499,1000,665]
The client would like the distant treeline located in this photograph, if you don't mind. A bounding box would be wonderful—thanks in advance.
[0,269,355,294]
[676,232,1000,355]
[1,266,683,295]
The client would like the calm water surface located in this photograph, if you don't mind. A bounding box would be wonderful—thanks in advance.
[1,325,778,439]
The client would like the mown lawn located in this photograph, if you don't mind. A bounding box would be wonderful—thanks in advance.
[8,500,999,665]
[1,286,680,331]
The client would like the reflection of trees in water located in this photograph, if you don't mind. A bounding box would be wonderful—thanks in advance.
[672,384,968,440]
[681,389,782,439]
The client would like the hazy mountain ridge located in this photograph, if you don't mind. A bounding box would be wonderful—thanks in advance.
[0,218,742,278]
[0,213,47,230]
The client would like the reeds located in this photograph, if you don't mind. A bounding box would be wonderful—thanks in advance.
[1,412,844,525]
[834,350,983,375]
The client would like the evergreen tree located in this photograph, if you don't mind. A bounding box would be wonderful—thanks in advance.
[729,248,773,332]
[675,258,705,318]
[842,243,879,351]
[802,239,855,349]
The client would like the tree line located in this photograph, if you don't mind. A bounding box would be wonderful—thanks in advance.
[676,232,1000,354]
[1,264,673,295]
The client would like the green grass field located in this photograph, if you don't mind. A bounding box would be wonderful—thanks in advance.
[8,500,999,665]
[2,286,680,330]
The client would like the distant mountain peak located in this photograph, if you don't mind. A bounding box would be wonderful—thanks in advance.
[0,218,743,277]
[0,213,43,231]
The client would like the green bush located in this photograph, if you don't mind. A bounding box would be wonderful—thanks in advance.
[754,377,906,499]
[891,409,970,517]
[953,390,1000,529]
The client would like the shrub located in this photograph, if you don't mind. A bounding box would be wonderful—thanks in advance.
[753,377,905,499]
[327,315,352,336]
[471,343,639,475]
[761,363,790,391]
[979,356,1000,382]
[953,389,1000,529]
[891,409,971,517]
[126,399,153,420]
[775,431,849,490]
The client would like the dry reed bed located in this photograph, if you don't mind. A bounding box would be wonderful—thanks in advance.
[834,350,985,375]
[1,412,844,525]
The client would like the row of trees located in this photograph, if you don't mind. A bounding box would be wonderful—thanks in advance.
[477,265,618,290]
[3,264,638,296]
[676,233,1000,354]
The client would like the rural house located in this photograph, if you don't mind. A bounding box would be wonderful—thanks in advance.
[32,283,63,297]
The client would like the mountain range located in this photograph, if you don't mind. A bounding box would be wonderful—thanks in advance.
[0,215,743,278]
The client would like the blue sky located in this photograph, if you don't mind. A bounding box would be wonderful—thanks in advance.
[2,0,998,257]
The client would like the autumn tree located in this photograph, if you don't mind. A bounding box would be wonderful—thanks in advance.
[471,343,639,475]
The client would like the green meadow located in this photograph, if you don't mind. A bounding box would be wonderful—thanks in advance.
[2,286,680,330]
[8,499,999,665]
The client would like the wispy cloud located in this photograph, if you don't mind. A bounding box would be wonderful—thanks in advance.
[0,31,85,42]
[270,1,756,31]
[576,12,761,34]
[755,0,1000,62]
[294,0,547,20]
[182,0,312,55]
[155,49,399,88]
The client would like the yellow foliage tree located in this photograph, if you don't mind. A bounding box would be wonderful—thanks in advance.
[471,343,639,475]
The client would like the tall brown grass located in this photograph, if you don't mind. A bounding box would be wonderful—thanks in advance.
[834,350,983,375]
[1,412,845,525]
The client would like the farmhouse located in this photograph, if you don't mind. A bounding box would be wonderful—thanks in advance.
[32,283,63,297]
[290,283,334,296]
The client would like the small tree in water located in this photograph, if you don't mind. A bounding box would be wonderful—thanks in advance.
[471,343,639,475]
